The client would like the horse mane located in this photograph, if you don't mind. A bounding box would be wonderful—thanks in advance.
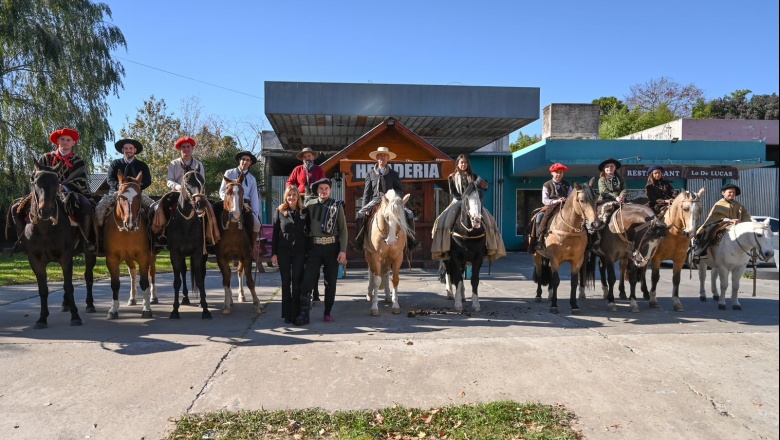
[383,189,413,238]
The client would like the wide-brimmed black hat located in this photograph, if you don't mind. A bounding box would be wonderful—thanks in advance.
[721,183,741,196]
[598,158,622,171]
[310,177,331,194]
[114,138,143,154]
[234,151,257,165]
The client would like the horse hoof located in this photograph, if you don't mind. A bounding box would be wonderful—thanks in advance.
[578,294,587,301]
[718,304,727,311]
[392,307,401,314]
[85,306,96,313]
[34,322,48,329]
[571,308,581,315]
[454,306,463,313]
[70,320,83,326]
[127,299,137,306]
[619,293,627,300]
[550,307,559,314]
[370,309,379,316]
[674,305,685,312]
[534,297,542,303]
[642,293,650,300]
[107,312,118,320]
[608,303,617,312]
[181,297,190,305]
[699,296,707,302]
[712,295,720,301]
[473,307,481,313]
[649,301,659,308]
[221,309,232,315]
[239,296,247,303]
[732,305,742,311]
[446,293,454,300]
[141,311,153,319]
[151,298,158,305]
[255,305,264,314]
[169,312,180,319]
[202,311,212,320]
[630,306,640,313]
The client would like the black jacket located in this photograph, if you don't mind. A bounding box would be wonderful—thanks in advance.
[362,166,403,206]
[107,158,152,191]
[271,206,308,255]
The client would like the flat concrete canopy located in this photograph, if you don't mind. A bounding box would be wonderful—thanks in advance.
[264,81,540,167]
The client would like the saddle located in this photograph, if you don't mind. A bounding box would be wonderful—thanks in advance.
[528,203,562,246]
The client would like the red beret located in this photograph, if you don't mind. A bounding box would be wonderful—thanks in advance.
[49,128,80,145]
[175,136,197,150]
[549,163,568,172]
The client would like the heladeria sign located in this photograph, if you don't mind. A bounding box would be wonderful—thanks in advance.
[340,160,454,186]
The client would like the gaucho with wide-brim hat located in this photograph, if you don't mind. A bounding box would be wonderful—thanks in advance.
[598,157,622,171]
[309,177,332,194]
[114,138,144,154]
[368,146,397,160]
[234,150,257,165]
[296,147,317,161]
[721,183,741,196]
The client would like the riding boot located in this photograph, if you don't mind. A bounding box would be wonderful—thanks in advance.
[80,210,97,253]
[354,213,368,251]
[293,294,310,326]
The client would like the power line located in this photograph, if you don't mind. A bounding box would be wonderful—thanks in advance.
[115,56,264,100]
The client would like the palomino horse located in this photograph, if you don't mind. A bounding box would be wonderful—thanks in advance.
[641,189,704,312]
[216,174,261,315]
[532,182,601,314]
[587,204,668,312]
[365,189,411,316]
[697,218,774,310]
[104,170,154,319]
[439,181,486,313]
[24,164,96,328]
[167,171,212,319]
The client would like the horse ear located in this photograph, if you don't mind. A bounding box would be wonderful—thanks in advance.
[402,194,410,204]
[697,187,705,199]
[763,217,771,227]
[237,172,245,184]
[118,169,125,184]
[574,181,582,190]
[223,175,231,184]
[588,177,596,188]
[135,172,143,182]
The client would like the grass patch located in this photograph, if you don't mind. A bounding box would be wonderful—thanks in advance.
[0,251,219,287]
[165,401,581,440]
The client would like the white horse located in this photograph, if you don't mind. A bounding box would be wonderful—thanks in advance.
[697,218,774,310]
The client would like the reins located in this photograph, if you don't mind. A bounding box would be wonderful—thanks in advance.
[550,189,586,236]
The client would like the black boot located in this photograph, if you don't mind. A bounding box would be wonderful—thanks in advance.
[354,230,364,251]
[293,295,310,326]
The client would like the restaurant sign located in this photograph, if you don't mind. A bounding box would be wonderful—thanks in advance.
[683,167,739,180]
[622,166,683,180]
[622,166,739,180]
[339,160,455,186]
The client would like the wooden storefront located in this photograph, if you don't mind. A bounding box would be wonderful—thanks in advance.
[319,118,455,267]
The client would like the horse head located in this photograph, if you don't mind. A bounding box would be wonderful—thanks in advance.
[114,170,143,231]
[30,163,61,224]
[570,182,601,231]
[461,182,483,231]
[737,218,775,263]
[222,174,245,222]
[666,188,704,238]
[181,171,208,217]
[378,189,410,245]
[629,216,670,267]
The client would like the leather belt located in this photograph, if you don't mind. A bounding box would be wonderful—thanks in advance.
[312,236,336,245]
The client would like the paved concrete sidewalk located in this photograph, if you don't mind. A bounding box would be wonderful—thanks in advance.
[0,253,777,439]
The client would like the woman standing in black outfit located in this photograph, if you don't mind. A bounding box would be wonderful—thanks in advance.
[271,186,309,324]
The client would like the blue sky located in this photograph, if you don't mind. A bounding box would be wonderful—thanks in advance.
[101,0,779,159]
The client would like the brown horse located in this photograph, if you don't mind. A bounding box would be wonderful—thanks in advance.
[216,174,261,315]
[104,170,155,319]
[365,189,411,316]
[641,188,705,311]
[532,182,601,314]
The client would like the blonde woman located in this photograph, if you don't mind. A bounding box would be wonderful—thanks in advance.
[271,186,309,324]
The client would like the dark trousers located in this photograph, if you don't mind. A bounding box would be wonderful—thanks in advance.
[278,249,305,322]
[300,242,340,316]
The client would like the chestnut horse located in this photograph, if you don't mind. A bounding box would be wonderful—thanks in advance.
[365,189,411,316]
[641,188,704,312]
[104,170,155,319]
[24,164,96,328]
[532,182,601,314]
[216,174,261,315]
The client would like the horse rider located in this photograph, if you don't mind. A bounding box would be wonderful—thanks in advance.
[692,183,752,262]
[644,165,675,215]
[294,178,347,326]
[94,138,154,252]
[218,151,263,257]
[8,128,97,254]
[152,136,205,243]
[527,162,572,251]
[287,147,325,202]
[431,154,504,260]
[354,146,418,251]
[592,157,629,249]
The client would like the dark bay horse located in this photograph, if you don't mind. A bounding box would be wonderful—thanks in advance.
[24,164,96,328]
[439,182,486,313]
[104,170,154,319]
[365,189,411,316]
[216,174,261,315]
[586,204,668,312]
[532,182,601,314]
[167,171,212,319]
[641,189,704,312]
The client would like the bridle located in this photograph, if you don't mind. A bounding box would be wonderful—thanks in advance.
[609,207,663,266]
[221,182,245,230]
[178,173,207,220]
[733,223,772,262]
[113,181,142,232]
[454,185,485,239]
[665,192,700,237]
[29,171,60,225]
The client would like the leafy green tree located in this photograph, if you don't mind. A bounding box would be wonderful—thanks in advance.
[693,90,779,120]
[0,0,126,232]
[591,96,625,119]
[509,131,542,152]
[625,76,703,117]
[599,105,676,139]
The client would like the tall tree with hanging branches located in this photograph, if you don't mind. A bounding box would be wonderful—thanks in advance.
[0,0,126,230]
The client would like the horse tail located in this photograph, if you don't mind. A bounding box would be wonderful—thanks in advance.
[534,258,552,286]
[582,251,596,289]
[438,260,447,284]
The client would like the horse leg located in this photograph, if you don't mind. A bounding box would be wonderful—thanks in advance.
[193,254,211,320]
[366,267,375,303]
[729,268,742,311]
[697,263,708,301]
[170,253,184,319]
[605,258,618,312]
[243,255,262,314]
[569,261,582,315]
[627,263,640,313]
[383,264,393,304]
[618,259,628,300]
[149,253,158,304]
[451,261,465,312]
[710,269,720,301]
[599,257,608,300]
[237,261,247,302]
[549,263,560,314]
[180,262,190,305]
[470,256,483,312]
[370,259,383,316]
[138,255,152,319]
[83,252,96,313]
[390,260,402,314]
[640,262,651,300]
[533,254,544,302]
[31,259,50,329]
[60,258,82,326]
[218,257,234,315]
[106,255,122,320]
[648,263,661,308]
[127,260,138,306]
[670,260,685,312]
[715,267,730,310]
